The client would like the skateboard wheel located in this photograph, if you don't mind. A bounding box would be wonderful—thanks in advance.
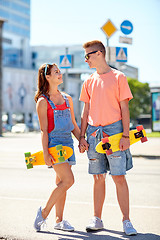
[56,145,63,150]
[106,149,113,155]
[136,125,144,131]
[102,137,109,144]
[58,156,65,162]
[27,163,33,169]
[24,152,31,157]
[141,137,148,143]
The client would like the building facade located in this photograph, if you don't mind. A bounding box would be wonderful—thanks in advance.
[2,42,139,127]
[0,1,139,129]
[0,0,31,68]
[2,66,37,126]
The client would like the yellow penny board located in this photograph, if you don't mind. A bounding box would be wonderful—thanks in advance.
[24,145,73,169]
[96,125,148,155]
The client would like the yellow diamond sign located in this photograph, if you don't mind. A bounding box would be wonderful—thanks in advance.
[101,19,117,39]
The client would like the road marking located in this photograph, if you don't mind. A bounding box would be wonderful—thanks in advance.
[0,196,160,209]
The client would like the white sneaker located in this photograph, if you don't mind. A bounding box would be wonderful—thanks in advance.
[86,216,104,232]
[123,220,137,235]
[54,220,74,231]
[34,207,46,232]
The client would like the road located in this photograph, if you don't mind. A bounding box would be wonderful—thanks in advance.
[0,133,160,240]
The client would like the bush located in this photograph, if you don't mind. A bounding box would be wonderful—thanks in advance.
[128,78,151,120]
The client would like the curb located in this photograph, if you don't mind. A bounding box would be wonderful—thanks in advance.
[132,155,160,159]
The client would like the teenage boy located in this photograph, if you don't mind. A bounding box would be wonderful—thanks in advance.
[79,40,137,236]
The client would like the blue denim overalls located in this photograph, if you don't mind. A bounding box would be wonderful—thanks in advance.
[42,93,76,165]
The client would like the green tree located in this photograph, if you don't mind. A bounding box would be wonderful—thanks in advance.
[127,78,151,120]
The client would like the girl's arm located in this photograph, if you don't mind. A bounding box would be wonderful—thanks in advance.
[36,98,54,166]
[67,95,80,140]
[79,102,89,151]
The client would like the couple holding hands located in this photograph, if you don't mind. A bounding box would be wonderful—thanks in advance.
[34,40,137,236]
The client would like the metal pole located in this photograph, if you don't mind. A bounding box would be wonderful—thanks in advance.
[107,37,109,47]
[64,47,68,92]
[0,19,6,136]
[107,37,110,65]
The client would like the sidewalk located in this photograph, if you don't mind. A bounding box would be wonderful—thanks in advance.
[0,133,160,240]
[130,137,160,159]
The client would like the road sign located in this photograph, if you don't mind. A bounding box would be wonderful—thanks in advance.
[116,47,127,62]
[106,47,116,62]
[106,47,127,62]
[119,36,132,44]
[59,54,72,68]
[120,20,133,35]
[101,19,117,39]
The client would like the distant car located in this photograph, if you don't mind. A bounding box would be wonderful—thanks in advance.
[11,123,29,133]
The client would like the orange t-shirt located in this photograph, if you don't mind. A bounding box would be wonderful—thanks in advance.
[79,69,133,126]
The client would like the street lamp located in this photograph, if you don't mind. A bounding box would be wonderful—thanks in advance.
[0,18,7,136]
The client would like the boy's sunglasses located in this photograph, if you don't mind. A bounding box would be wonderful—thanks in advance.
[44,63,53,76]
[85,50,102,60]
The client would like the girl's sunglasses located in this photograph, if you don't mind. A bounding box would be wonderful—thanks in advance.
[44,63,53,76]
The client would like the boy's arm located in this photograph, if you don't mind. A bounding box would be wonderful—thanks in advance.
[119,99,130,151]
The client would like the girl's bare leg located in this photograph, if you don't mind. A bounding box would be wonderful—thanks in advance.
[41,163,74,219]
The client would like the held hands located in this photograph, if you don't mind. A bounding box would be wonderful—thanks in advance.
[119,136,130,151]
[79,136,89,153]
[43,152,55,167]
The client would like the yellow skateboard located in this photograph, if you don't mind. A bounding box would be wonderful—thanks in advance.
[96,125,148,155]
[24,145,73,169]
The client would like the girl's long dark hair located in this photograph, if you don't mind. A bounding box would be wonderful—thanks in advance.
[34,63,57,102]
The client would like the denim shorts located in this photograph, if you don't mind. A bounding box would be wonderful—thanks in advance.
[86,120,133,176]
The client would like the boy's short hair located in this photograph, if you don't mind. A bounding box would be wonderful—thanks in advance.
[83,40,106,56]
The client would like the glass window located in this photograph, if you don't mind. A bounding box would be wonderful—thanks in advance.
[4,23,30,38]
[0,0,30,15]
[3,48,23,68]
[0,9,30,27]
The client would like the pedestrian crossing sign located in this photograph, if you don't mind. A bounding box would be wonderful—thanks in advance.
[59,55,72,68]
[116,47,127,62]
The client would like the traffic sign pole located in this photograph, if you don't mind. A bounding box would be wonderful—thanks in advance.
[64,47,68,92]
[101,19,117,65]
[106,38,110,64]
[107,38,109,47]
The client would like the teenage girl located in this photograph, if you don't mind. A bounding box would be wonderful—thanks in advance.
[34,63,83,231]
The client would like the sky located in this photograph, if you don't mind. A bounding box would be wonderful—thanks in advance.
[30,0,160,86]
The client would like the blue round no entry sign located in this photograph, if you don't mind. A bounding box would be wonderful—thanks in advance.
[120,20,133,35]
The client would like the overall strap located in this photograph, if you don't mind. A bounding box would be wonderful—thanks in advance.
[61,92,70,108]
[42,94,56,109]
